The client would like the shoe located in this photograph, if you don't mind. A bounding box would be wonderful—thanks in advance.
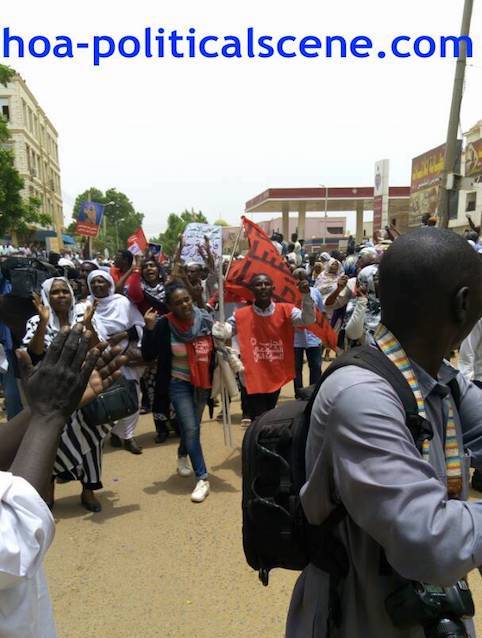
[154,431,169,444]
[191,479,210,503]
[177,456,192,477]
[124,438,143,455]
[110,433,122,448]
[471,469,482,492]
[216,411,224,422]
[241,418,251,428]
[81,494,102,513]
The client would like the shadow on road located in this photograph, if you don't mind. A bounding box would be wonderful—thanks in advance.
[143,472,239,496]
[52,490,140,524]
[210,448,242,478]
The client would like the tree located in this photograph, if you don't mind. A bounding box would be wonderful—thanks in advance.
[213,219,229,226]
[71,187,144,254]
[150,209,208,257]
[0,64,50,239]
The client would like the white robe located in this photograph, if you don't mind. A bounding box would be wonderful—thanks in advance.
[0,472,56,638]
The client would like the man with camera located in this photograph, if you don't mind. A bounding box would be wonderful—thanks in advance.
[286,228,482,638]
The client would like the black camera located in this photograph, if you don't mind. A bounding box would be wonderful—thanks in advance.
[385,579,474,638]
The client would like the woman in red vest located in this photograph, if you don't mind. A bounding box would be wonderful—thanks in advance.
[142,282,214,503]
[228,274,315,421]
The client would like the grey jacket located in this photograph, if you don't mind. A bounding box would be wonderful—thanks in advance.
[286,362,482,638]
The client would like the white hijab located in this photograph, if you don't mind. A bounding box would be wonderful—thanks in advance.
[87,270,144,342]
[40,277,76,334]
[316,258,344,296]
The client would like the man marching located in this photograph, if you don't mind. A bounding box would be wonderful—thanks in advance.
[227,273,315,421]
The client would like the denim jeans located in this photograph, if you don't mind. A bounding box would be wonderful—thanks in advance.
[169,379,209,480]
[294,346,322,394]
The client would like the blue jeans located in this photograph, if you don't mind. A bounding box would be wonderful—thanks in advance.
[294,346,322,394]
[169,379,209,480]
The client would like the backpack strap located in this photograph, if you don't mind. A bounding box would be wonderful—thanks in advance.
[447,377,461,412]
[305,345,434,453]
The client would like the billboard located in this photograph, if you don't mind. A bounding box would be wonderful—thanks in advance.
[409,142,461,226]
[75,201,105,238]
[465,139,482,178]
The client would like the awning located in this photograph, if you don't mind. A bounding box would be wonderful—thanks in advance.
[33,230,57,240]
[62,234,76,245]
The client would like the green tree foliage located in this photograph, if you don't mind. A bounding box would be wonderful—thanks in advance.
[0,64,50,238]
[71,187,144,253]
[150,209,208,257]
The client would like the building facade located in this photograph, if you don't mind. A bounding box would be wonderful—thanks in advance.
[449,120,482,234]
[0,74,64,248]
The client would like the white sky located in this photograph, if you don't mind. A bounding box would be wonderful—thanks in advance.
[2,0,482,237]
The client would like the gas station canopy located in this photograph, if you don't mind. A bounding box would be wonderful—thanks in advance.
[245,186,411,241]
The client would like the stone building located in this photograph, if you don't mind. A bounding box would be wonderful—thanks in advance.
[0,73,64,248]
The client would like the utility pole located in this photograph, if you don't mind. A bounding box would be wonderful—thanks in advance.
[438,0,474,228]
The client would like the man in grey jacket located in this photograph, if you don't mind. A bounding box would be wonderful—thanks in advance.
[286,228,482,638]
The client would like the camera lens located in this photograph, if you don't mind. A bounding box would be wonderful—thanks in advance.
[426,617,468,638]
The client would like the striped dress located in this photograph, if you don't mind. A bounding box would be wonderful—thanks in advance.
[22,307,108,489]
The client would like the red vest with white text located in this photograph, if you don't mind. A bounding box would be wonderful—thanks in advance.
[236,303,295,394]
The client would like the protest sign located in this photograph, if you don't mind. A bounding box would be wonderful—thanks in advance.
[75,201,104,238]
[127,228,148,255]
[181,223,222,264]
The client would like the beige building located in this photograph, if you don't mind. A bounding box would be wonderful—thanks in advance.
[0,73,64,248]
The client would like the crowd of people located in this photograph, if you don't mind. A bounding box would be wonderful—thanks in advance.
[2,218,482,637]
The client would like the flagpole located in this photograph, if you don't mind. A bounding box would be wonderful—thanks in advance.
[218,255,233,448]
[224,223,244,280]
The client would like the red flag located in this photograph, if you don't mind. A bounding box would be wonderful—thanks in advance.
[225,217,338,349]
[127,228,148,254]
[298,309,338,350]
[225,217,301,305]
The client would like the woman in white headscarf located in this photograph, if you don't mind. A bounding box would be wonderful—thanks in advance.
[22,277,106,512]
[23,277,85,357]
[315,258,344,297]
[87,270,145,454]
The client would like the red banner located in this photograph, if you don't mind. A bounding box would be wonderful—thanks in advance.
[225,217,337,349]
[75,221,99,237]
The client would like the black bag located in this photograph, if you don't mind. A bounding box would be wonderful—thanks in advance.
[81,378,139,426]
[242,345,453,587]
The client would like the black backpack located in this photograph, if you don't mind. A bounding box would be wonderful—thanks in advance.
[242,345,461,587]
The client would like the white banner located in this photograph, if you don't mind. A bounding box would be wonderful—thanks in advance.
[181,223,223,264]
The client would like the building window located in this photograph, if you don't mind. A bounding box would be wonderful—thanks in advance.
[0,98,10,122]
[466,192,477,213]
[22,99,27,127]
[327,226,343,235]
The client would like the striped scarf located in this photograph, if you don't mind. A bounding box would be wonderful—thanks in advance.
[375,324,462,498]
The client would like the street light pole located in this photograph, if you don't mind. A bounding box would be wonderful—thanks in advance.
[438,0,474,228]
[321,185,328,248]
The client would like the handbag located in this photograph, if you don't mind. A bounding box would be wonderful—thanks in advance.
[81,378,139,426]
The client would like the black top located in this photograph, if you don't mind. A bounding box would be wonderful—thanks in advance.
[141,316,173,415]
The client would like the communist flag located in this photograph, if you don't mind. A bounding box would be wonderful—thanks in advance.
[225,217,337,349]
